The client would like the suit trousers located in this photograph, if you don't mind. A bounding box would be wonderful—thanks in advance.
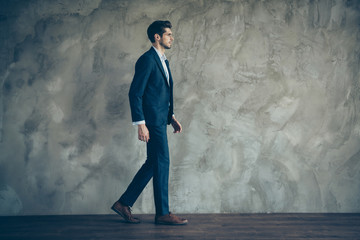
[119,125,170,216]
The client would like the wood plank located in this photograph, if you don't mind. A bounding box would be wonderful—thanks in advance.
[0,213,359,239]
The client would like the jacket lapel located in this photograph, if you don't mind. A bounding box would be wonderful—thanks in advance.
[150,47,170,86]
[165,59,173,87]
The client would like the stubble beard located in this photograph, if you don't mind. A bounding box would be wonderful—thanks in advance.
[160,41,171,49]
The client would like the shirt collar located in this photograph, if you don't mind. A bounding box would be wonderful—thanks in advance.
[152,46,167,62]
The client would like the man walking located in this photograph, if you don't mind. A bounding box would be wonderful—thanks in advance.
[111,20,188,225]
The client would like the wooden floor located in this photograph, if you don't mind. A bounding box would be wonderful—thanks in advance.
[1,213,359,239]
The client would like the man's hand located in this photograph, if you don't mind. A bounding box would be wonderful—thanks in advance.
[138,124,150,142]
[171,116,182,133]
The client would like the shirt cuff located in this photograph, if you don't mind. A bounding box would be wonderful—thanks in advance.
[133,120,145,125]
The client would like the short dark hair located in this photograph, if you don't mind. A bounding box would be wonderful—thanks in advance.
[147,20,172,43]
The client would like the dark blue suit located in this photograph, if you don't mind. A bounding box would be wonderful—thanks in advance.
[119,47,173,216]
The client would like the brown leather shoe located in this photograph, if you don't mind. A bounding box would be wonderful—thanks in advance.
[155,212,188,225]
[111,201,140,224]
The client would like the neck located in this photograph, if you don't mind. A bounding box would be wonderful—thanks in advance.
[152,43,165,55]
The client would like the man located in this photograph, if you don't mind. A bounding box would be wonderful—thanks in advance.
[111,20,188,225]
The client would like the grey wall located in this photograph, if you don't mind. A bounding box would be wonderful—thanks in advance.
[0,0,360,215]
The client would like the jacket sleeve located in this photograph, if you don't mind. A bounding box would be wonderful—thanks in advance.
[128,54,153,123]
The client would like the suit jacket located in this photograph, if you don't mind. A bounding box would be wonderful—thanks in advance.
[128,47,174,126]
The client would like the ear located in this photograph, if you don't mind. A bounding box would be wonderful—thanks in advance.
[154,33,161,41]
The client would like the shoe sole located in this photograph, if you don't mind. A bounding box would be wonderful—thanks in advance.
[155,220,188,225]
[111,206,140,224]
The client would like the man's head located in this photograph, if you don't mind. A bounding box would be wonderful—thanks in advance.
[147,20,173,49]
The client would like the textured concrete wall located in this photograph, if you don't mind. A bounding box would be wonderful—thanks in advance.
[0,0,360,215]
